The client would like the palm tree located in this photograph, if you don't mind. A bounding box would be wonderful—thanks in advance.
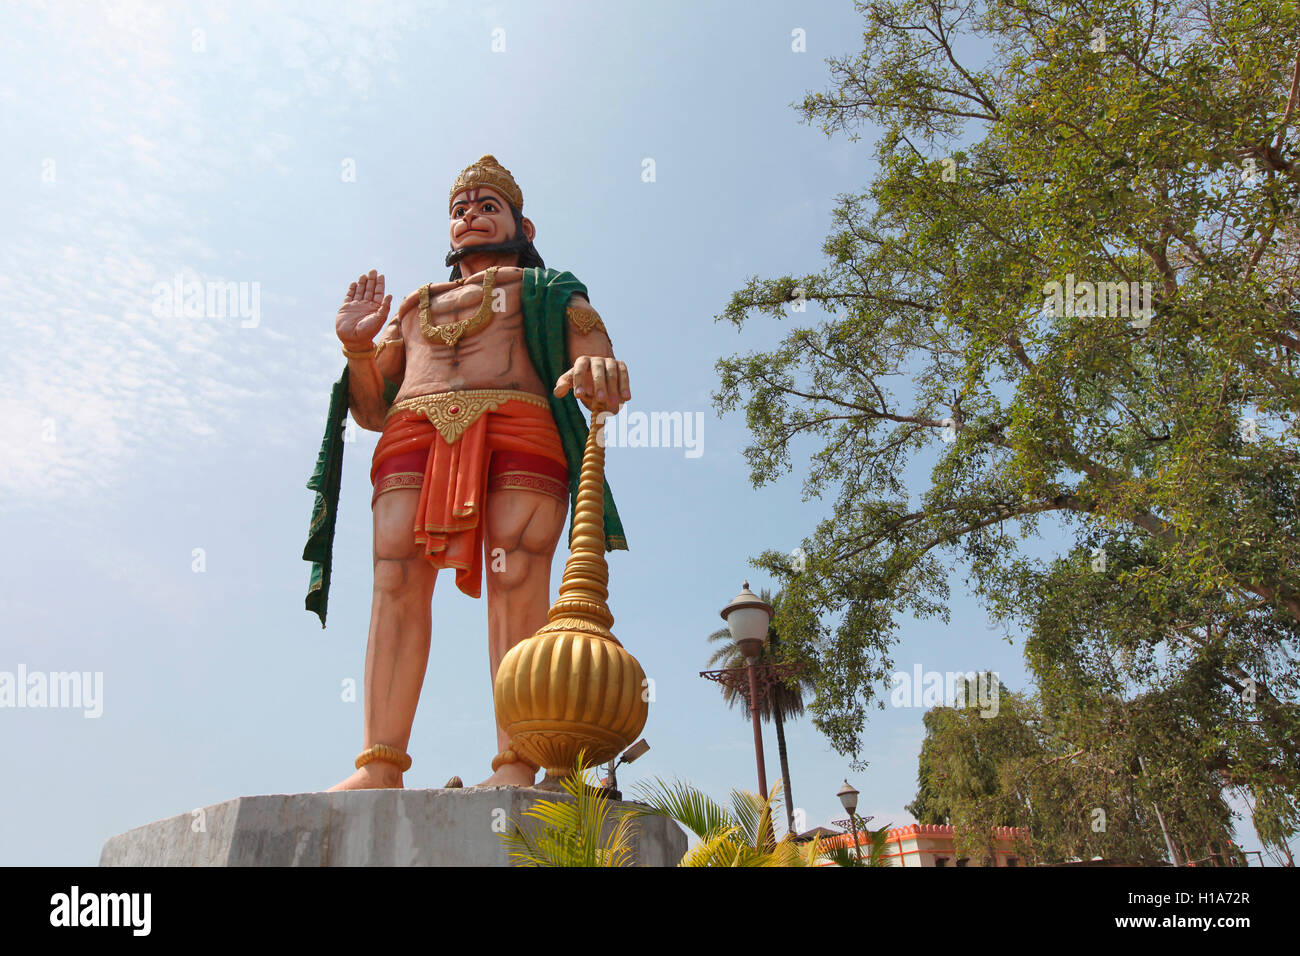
[499,757,825,867]
[500,754,639,867]
[822,823,897,867]
[706,588,813,838]
[629,777,824,867]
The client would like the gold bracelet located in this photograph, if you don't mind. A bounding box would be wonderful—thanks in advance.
[355,743,412,773]
[341,343,377,360]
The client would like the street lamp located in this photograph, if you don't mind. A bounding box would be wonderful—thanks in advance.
[720,582,774,798]
[837,779,865,863]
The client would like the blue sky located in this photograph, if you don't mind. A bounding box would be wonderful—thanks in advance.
[0,0,1267,864]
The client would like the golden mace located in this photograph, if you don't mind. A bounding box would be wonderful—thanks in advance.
[493,403,649,783]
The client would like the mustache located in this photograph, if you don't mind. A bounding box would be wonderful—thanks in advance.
[444,236,531,267]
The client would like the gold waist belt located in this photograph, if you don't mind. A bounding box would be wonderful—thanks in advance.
[385,389,550,443]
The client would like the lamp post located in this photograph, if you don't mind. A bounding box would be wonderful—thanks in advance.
[718,582,774,799]
[837,779,865,864]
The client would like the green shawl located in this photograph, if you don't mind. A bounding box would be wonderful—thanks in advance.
[303,266,627,627]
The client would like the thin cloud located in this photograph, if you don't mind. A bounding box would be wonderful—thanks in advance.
[1,0,434,507]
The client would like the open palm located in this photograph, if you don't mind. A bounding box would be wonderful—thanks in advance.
[336,268,392,349]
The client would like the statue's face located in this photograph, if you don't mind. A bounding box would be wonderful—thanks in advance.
[449,187,515,249]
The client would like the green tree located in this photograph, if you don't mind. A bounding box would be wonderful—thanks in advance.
[908,675,1240,864]
[714,0,1300,846]
[706,588,815,836]
[1023,538,1300,859]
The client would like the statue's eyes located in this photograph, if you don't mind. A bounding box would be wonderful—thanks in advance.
[453,206,467,218]
[483,202,497,212]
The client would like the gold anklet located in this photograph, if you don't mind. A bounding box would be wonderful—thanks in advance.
[491,748,539,773]
[355,743,412,773]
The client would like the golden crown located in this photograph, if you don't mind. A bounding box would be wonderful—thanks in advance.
[448,155,524,213]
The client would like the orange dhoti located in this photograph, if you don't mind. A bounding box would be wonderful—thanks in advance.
[370,390,569,599]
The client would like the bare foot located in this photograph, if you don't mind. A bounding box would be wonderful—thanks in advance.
[327,762,403,791]
[474,762,537,788]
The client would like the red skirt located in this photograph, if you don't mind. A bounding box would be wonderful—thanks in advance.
[370,395,568,598]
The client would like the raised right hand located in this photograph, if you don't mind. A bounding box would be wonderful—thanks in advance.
[336,269,392,349]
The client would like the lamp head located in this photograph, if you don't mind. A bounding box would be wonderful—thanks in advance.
[837,779,859,816]
[620,739,651,765]
[720,581,774,659]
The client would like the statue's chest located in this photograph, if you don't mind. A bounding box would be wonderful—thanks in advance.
[432,282,520,318]
[419,278,523,348]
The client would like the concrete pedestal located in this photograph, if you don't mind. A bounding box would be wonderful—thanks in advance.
[99,787,686,867]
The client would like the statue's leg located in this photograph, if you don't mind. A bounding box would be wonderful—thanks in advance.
[475,487,568,787]
[327,487,437,791]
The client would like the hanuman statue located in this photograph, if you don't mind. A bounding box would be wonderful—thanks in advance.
[303,156,629,790]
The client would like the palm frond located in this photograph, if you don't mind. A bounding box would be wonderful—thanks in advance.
[500,818,551,866]
[500,753,638,867]
[627,775,830,867]
[628,777,734,840]
[763,841,806,868]
[705,626,733,647]
[800,834,825,866]
[729,779,782,849]
[822,843,863,867]
[867,823,896,867]
[728,788,765,847]
[759,830,822,868]
[678,826,745,867]
[599,811,639,868]
[816,823,895,867]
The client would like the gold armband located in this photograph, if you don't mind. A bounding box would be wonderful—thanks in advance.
[566,305,609,339]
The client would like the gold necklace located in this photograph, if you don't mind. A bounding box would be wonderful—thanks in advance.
[419,266,499,347]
